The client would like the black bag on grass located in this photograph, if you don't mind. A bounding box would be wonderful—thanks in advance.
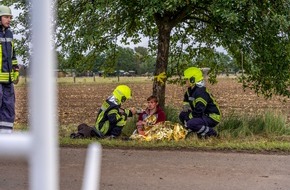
[70,123,100,139]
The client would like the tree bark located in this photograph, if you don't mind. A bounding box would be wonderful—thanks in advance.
[153,15,172,109]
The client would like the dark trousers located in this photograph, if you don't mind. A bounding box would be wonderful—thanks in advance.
[179,111,218,137]
[0,83,15,130]
[108,125,122,137]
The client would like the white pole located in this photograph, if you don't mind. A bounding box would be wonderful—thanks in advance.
[82,143,102,190]
[0,133,31,158]
[1,1,102,190]
[30,0,58,190]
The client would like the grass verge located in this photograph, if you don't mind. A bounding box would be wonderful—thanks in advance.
[16,108,290,154]
[59,135,290,154]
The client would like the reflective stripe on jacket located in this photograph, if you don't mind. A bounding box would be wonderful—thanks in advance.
[0,27,18,83]
[183,85,221,123]
[95,95,132,135]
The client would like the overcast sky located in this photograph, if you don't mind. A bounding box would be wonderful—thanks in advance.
[10,5,226,65]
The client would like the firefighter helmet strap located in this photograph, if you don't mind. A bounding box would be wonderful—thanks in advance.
[121,96,126,103]
[190,77,195,84]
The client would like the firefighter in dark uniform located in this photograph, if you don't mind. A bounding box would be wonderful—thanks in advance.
[94,85,136,138]
[0,6,19,134]
[179,67,221,138]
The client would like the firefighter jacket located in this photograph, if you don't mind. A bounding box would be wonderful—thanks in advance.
[95,95,133,136]
[0,26,19,83]
[183,84,221,123]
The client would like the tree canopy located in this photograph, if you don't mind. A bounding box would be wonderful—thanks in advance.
[4,0,290,108]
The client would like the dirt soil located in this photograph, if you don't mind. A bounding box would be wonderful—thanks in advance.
[0,148,290,190]
[14,77,290,126]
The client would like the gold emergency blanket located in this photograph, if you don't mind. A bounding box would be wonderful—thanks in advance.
[130,121,188,141]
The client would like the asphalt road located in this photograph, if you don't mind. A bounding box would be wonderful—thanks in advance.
[0,148,289,190]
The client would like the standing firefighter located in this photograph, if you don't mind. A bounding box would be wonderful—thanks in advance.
[179,67,221,138]
[0,6,19,134]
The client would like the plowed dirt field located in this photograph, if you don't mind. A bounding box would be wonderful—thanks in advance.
[14,76,290,126]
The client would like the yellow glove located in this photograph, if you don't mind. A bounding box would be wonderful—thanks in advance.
[13,71,19,84]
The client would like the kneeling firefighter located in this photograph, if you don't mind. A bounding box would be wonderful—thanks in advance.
[70,85,136,139]
[94,85,136,138]
[179,67,221,138]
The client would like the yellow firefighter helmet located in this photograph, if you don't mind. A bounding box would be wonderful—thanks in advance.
[113,85,132,103]
[183,67,203,84]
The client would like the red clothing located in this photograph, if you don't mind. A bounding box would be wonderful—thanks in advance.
[138,106,166,124]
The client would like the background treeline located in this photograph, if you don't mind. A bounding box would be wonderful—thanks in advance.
[56,45,239,78]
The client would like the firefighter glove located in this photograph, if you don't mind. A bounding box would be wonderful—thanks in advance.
[13,71,19,84]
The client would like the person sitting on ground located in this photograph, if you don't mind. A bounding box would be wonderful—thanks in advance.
[135,95,166,136]
[179,67,221,138]
[70,85,136,139]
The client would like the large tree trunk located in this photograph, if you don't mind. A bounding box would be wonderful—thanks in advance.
[153,15,172,109]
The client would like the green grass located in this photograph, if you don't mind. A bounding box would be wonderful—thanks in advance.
[58,136,290,154]
[218,110,290,138]
[15,105,290,154]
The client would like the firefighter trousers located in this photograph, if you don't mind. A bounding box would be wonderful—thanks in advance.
[0,83,15,133]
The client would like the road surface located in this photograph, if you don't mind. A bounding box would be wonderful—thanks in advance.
[0,148,289,190]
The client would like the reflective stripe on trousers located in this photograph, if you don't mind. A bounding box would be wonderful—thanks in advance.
[0,83,15,129]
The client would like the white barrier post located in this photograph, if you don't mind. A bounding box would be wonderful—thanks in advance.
[30,0,58,190]
[0,1,102,190]
[0,133,31,157]
[82,143,102,190]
